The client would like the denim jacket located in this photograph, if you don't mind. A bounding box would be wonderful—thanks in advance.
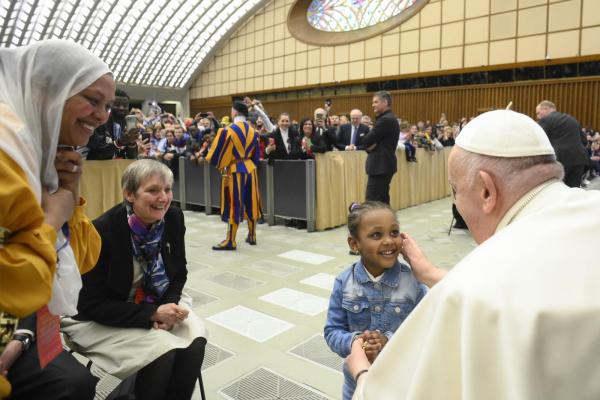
[324,259,427,358]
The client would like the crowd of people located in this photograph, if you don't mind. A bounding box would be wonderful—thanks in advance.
[82,92,472,169]
[83,92,600,192]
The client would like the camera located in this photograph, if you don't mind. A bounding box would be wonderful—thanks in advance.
[325,99,332,106]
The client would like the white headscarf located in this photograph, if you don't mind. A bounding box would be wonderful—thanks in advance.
[0,39,111,201]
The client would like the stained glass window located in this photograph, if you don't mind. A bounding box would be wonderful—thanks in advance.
[307,0,418,32]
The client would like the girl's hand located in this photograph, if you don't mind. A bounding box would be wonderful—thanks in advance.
[362,330,388,363]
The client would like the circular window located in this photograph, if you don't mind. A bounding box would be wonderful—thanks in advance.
[288,0,430,46]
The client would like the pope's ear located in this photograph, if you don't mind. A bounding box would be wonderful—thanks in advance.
[478,170,497,214]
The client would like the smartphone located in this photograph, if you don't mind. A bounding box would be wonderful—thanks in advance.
[141,132,151,141]
[125,115,138,131]
[268,137,275,146]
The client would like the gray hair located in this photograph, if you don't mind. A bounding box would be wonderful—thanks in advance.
[374,90,392,107]
[121,159,174,196]
[350,109,363,118]
[454,149,563,190]
[537,100,556,110]
[348,201,396,238]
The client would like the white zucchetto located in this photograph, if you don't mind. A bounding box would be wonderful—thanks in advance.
[456,110,555,158]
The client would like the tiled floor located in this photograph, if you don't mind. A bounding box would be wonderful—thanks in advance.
[182,195,476,400]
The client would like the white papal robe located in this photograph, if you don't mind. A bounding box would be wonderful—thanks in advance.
[354,180,600,400]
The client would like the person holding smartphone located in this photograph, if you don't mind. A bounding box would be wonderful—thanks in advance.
[85,89,139,160]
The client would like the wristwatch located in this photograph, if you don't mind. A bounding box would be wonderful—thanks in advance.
[12,333,32,352]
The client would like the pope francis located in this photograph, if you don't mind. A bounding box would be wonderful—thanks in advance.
[348,109,600,400]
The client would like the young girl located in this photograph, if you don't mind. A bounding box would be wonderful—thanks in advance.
[324,201,427,400]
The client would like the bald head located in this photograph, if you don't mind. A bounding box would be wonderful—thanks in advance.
[448,146,563,243]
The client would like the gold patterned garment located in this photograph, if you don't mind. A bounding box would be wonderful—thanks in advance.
[0,311,18,353]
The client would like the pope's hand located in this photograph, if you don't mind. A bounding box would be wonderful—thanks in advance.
[347,338,372,381]
[400,232,446,287]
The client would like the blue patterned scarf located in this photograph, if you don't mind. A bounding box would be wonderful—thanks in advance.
[126,204,169,304]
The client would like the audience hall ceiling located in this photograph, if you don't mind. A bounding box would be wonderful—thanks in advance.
[0,0,267,88]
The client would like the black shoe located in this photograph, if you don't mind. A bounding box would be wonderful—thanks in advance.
[257,216,265,224]
[245,237,257,245]
[212,242,236,250]
[286,219,298,228]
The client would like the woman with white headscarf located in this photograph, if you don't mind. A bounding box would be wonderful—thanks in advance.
[0,39,114,399]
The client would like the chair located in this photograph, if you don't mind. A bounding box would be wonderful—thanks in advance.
[62,333,206,400]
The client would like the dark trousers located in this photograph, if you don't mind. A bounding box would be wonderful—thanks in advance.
[7,344,97,400]
[404,143,416,161]
[366,174,393,204]
[563,164,585,188]
[134,337,206,400]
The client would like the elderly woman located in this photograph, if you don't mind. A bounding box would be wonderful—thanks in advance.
[62,159,207,400]
[0,39,111,399]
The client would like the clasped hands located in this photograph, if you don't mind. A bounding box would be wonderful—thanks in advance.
[346,330,388,383]
[151,303,189,331]
[355,330,388,363]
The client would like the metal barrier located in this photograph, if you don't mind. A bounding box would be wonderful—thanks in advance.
[176,157,316,232]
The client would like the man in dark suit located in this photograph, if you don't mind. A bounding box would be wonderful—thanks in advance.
[266,112,302,160]
[536,100,589,187]
[362,91,400,204]
[336,109,370,150]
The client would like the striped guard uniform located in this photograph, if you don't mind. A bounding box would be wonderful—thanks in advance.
[206,120,262,247]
